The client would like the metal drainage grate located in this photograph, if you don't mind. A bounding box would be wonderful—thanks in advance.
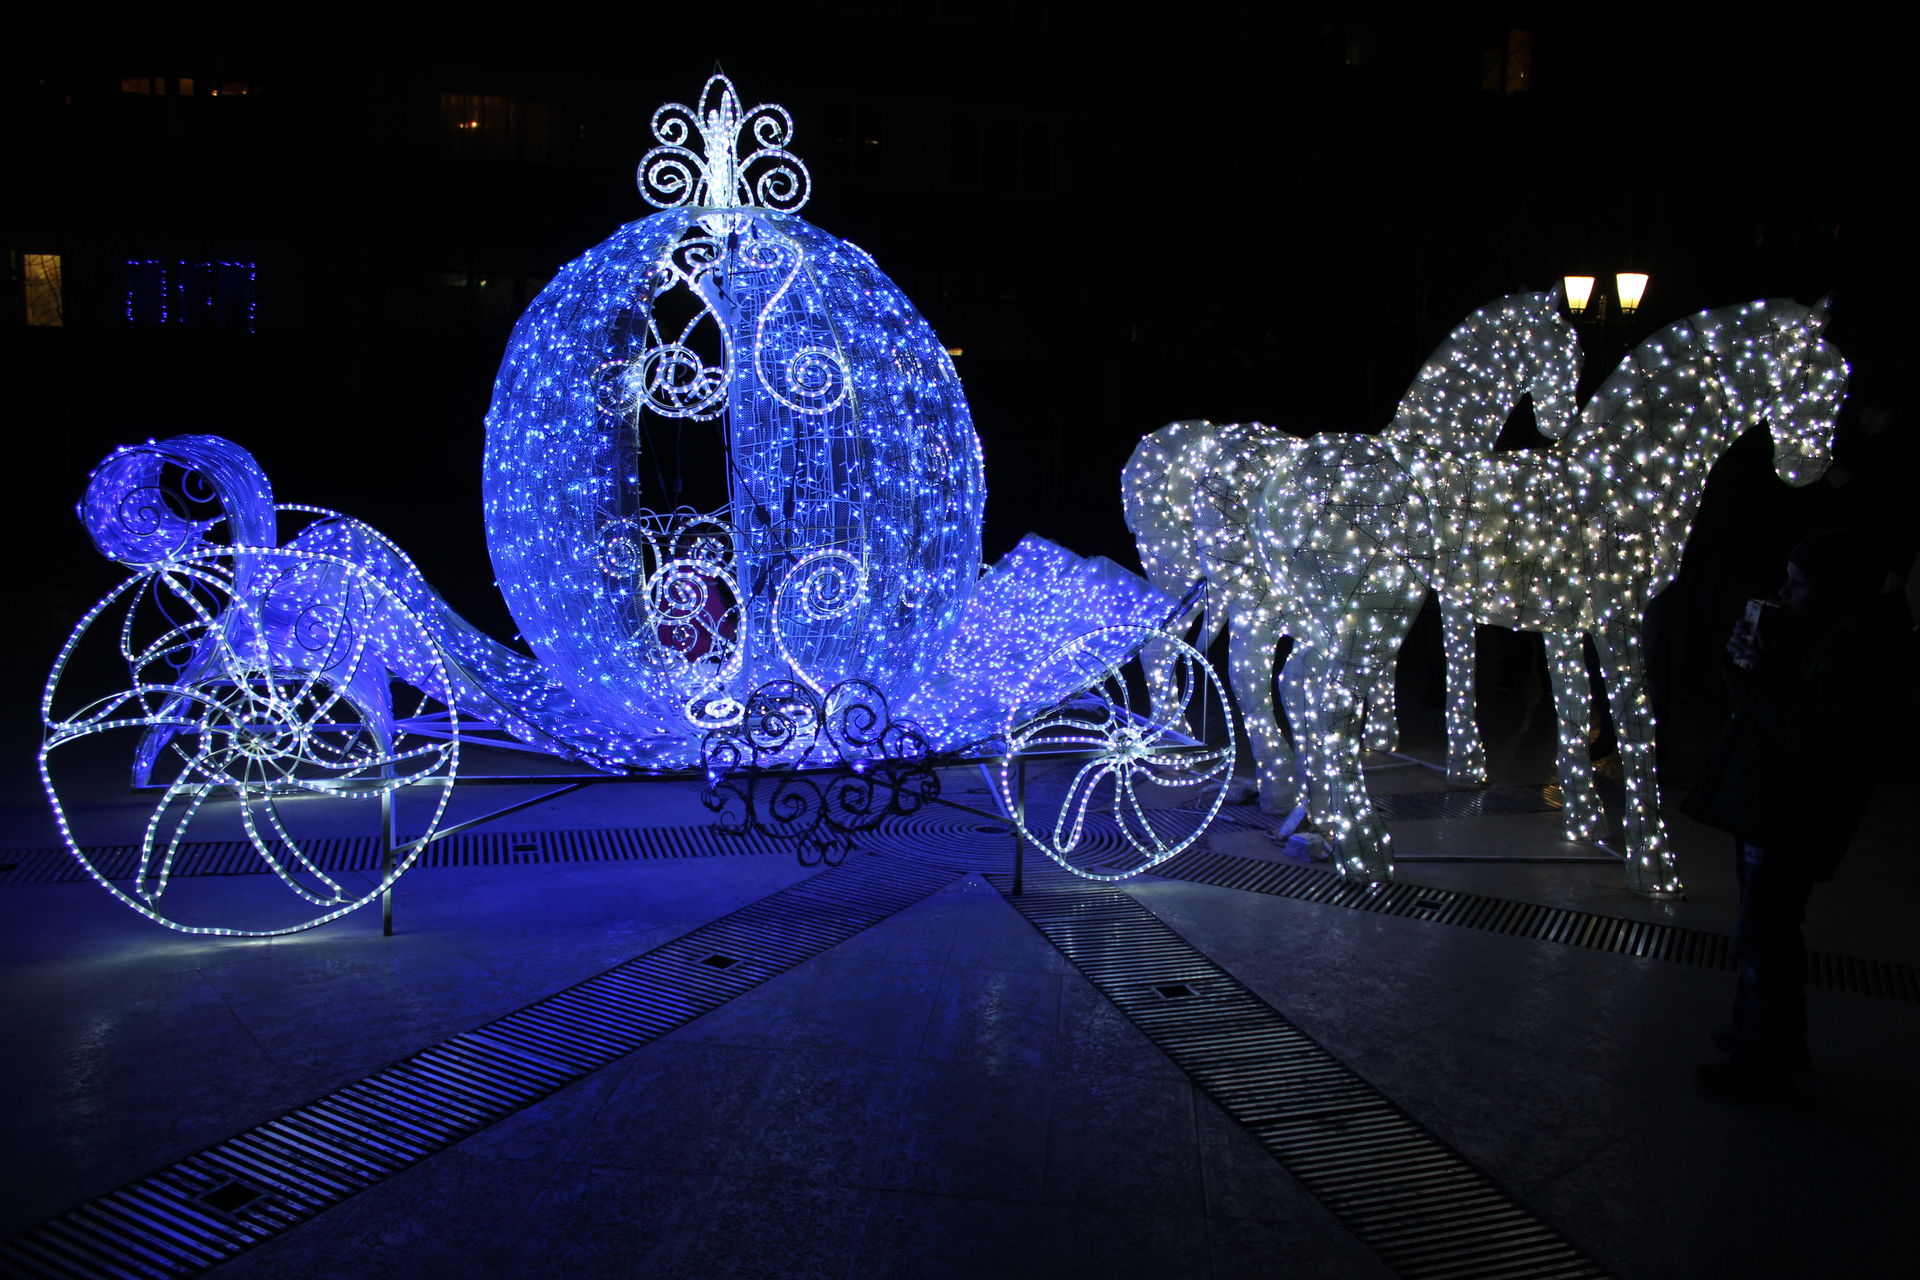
[0,853,962,1279]
[994,868,1608,1280]
[197,1182,262,1215]
[0,824,802,886]
[1371,784,1565,822]
[15,818,1916,1004]
[1156,849,1920,1002]
[867,811,1128,872]
[861,810,1209,879]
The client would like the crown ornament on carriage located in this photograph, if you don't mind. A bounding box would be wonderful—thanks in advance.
[638,73,811,214]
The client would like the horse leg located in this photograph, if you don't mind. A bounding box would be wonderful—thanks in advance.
[1311,643,1392,882]
[1308,575,1419,883]
[1226,607,1298,813]
[1591,621,1682,894]
[1285,640,1362,851]
[1276,639,1318,809]
[1440,599,1488,784]
[1544,630,1606,842]
[1360,582,1409,751]
[1363,659,1398,752]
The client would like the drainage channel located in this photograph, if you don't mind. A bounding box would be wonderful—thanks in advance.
[1156,848,1920,1003]
[0,826,800,886]
[993,868,1608,1280]
[16,821,1915,1004]
[1370,784,1565,822]
[0,853,962,1280]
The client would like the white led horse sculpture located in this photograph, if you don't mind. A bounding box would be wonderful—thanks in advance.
[1257,298,1846,891]
[1124,291,1582,813]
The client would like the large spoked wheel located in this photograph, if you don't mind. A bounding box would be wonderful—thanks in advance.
[41,548,459,936]
[997,625,1234,880]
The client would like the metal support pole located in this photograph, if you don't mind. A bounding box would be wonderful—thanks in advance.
[1012,754,1025,897]
[380,785,397,938]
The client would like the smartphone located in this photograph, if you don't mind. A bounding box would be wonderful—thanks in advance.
[1736,598,1779,668]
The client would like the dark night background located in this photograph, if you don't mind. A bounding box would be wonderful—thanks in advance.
[4,8,1910,739]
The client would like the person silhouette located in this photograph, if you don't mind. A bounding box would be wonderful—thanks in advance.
[1683,528,1885,1099]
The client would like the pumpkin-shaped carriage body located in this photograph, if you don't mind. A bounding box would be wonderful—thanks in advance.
[485,145,984,747]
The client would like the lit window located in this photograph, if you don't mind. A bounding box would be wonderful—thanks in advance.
[18,253,64,327]
[1505,30,1532,93]
[440,93,554,161]
[124,77,243,97]
[1482,29,1533,93]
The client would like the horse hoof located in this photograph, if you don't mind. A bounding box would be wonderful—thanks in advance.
[1223,777,1260,805]
[1268,831,1332,863]
[1258,792,1305,818]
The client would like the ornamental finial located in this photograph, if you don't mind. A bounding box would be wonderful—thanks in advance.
[637,74,811,213]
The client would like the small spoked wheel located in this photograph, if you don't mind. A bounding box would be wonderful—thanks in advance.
[997,625,1235,880]
[41,548,459,936]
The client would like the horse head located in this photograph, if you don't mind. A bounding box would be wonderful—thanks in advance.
[1710,297,1846,487]
[1389,290,1583,449]
[1762,296,1846,487]
[1514,289,1583,442]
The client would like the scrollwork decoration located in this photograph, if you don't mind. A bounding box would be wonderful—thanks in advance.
[617,233,735,423]
[699,677,938,865]
[637,74,811,215]
[629,338,730,420]
[81,436,278,570]
[772,549,869,695]
[595,510,746,727]
[741,236,849,414]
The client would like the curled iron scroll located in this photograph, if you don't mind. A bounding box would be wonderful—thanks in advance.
[699,678,937,865]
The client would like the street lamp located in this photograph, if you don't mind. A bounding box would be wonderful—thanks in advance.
[1614,271,1649,320]
[1562,271,1650,324]
[1563,274,1596,317]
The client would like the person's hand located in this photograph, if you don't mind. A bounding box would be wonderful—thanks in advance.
[1728,617,1762,669]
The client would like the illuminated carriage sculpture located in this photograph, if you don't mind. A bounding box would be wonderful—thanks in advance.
[41,77,1234,936]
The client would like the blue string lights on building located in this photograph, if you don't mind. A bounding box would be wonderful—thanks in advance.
[124,260,258,332]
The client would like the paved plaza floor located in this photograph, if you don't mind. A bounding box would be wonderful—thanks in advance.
[2,672,1915,1278]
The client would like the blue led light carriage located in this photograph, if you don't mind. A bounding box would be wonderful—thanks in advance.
[41,77,1236,935]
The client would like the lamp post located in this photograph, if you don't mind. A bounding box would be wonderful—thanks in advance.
[1563,271,1650,325]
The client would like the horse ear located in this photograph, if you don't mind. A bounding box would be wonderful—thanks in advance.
[1808,292,1835,332]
